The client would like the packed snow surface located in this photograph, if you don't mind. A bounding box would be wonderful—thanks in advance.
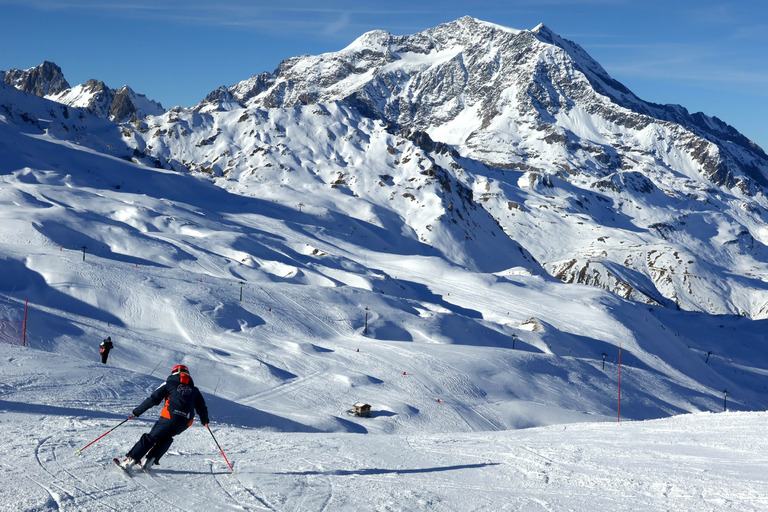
[3,347,768,511]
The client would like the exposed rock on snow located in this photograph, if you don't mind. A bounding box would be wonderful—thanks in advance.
[3,62,164,122]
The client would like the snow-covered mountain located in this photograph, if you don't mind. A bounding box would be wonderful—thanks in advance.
[2,14,768,423]
[122,16,768,319]
[203,17,767,188]
[0,60,69,96]
[3,17,768,509]
[2,61,165,122]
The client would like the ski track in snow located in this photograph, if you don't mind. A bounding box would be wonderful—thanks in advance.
[5,401,768,511]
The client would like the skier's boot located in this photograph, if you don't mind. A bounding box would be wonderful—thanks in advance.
[119,457,139,470]
[143,457,157,471]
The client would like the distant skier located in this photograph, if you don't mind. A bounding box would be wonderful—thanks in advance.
[99,337,113,364]
[118,364,209,471]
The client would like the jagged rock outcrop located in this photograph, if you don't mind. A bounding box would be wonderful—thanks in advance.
[49,81,165,123]
[2,61,70,97]
[2,62,164,122]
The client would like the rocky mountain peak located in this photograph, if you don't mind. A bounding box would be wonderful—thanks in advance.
[1,62,164,123]
[2,61,70,97]
[109,86,137,122]
[82,79,109,94]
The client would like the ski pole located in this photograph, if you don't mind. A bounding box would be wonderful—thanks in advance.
[149,360,162,377]
[206,424,235,474]
[76,415,134,455]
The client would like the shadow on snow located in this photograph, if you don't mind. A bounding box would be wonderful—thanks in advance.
[277,462,502,476]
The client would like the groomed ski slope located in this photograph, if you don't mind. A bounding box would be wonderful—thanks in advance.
[2,346,768,511]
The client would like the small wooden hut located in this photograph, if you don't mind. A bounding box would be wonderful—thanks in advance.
[351,402,371,417]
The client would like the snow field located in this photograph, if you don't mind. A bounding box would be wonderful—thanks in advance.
[3,346,768,511]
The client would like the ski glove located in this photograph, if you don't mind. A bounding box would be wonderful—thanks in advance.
[132,408,142,418]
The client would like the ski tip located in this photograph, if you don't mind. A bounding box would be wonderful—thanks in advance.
[76,450,82,455]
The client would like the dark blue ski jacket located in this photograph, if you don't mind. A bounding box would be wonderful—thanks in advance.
[134,372,209,427]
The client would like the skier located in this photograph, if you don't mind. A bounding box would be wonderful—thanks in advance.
[99,337,113,364]
[119,364,209,471]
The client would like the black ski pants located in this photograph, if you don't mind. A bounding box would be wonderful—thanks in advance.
[127,417,189,463]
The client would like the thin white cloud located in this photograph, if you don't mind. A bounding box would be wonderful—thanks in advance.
[0,0,430,17]
[606,53,768,86]
[732,24,768,40]
[323,11,352,36]
[0,0,165,12]
[0,0,438,39]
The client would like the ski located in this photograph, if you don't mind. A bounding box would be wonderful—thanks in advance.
[112,458,133,476]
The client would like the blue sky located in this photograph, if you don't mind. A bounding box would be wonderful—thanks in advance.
[1,0,766,150]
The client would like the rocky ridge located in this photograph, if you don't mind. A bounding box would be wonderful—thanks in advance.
[2,61,164,122]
